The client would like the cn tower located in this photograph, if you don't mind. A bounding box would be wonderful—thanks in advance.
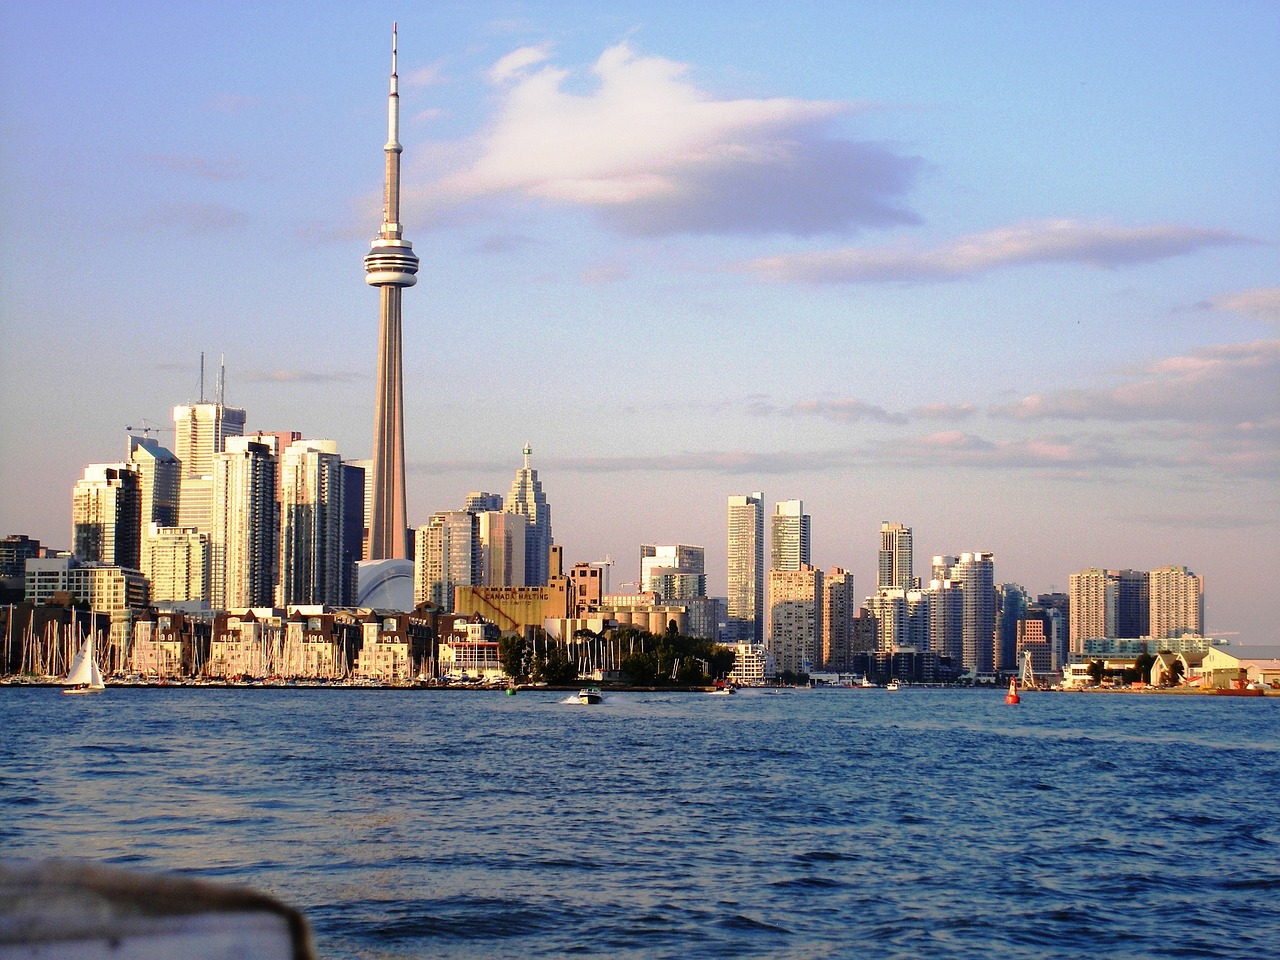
[364,23,418,559]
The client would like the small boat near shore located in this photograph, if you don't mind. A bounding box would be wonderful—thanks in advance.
[885,679,901,692]
[61,634,105,695]
[578,686,602,705]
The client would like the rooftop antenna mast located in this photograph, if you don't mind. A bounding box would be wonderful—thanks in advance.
[218,354,226,406]
[199,352,206,403]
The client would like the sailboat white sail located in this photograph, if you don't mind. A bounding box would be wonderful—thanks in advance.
[62,633,105,694]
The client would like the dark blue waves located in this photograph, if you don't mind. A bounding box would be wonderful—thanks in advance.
[3,687,1278,958]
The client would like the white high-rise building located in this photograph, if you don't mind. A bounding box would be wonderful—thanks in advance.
[951,551,995,675]
[279,440,347,607]
[1068,568,1115,653]
[72,463,142,571]
[142,523,209,604]
[770,499,811,571]
[768,565,823,676]
[727,492,765,643]
[504,445,553,587]
[415,511,480,611]
[1149,565,1204,640]
[210,436,277,610]
[879,522,914,590]
[640,544,706,600]
[174,392,247,539]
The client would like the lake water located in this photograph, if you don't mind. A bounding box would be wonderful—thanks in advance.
[3,687,1278,958]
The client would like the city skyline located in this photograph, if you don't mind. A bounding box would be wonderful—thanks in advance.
[1,3,1276,643]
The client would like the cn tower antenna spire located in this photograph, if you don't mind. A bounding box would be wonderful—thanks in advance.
[364,23,419,561]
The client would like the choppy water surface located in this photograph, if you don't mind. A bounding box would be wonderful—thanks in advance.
[3,687,1278,958]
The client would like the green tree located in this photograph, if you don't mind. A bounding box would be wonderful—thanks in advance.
[1087,658,1105,685]
[1135,652,1156,685]
[498,635,527,679]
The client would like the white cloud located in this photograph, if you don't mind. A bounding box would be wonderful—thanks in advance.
[487,45,552,84]
[741,220,1250,283]
[423,43,919,236]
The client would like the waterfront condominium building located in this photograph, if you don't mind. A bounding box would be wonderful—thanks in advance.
[770,500,811,571]
[1149,565,1204,640]
[821,567,856,671]
[504,446,553,587]
[931,555,958,584]
[866,587,930,652]
[415,511,481,611]
[928,579,964,664]
[640,544,706,601]
[72,464,142,571]
[768,565,823,676]
[726,492,765,643]
[210,436,278,610]
[1068,567,1112,652]
[878,522,914,590]
[279,440,348,607]
[142,523,210,604]
[951,551,995,675]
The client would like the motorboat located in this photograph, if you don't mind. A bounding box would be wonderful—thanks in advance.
[885,679,901,692]
[578,686,602,704]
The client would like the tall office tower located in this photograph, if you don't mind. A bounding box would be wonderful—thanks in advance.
[768,565,823,676]
[504,445,553,586]
[210,437,278,610]
[1149,565,1204,639]
[770,500,811,571]
[477,510,527,587]
[931,555,958,583]
[1068,568,1115,653]
[878,522,914,590]
[727,492,765,643]
[128,437,180,532]
[995,583,1030,671]
[414,511,480,611]
[340,463,366,603]
[345,459,374,559]
[465,492,504,513]
[1113,569,1150,639]
[821,567,856,671]
[173,372,247,538]
[928,579,964,664]
[365,25,419,561]
[142,523,209,603]
[72,464,142,570]
[640,544,706,600]
[951,552,995,674]
[279,440,347,607]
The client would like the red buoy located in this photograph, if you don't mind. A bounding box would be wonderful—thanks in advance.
[1005,677,1020,704]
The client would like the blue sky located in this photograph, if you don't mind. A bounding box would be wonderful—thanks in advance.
[2,1,1276,641]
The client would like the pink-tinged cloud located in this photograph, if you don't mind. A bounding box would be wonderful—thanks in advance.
[994,339,1280,426]
[422,43,920,236]
[741,220,1250,283]
[1210,287,1280,324]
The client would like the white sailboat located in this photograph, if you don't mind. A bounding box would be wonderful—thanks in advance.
[61,632,105,694]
